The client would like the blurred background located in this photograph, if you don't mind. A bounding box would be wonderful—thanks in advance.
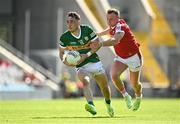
[0,0,180,100]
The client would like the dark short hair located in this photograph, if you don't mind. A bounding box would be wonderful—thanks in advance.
[67,12,80,20]
[107,8,120,16]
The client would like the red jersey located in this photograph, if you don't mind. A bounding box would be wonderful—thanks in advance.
[109,19,140,58]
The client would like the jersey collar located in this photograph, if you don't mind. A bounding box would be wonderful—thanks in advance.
[71,26,81,39]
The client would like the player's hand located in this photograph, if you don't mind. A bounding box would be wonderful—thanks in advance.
[96,32,100,36]
[77,54,88,65]
[90,42,101,52]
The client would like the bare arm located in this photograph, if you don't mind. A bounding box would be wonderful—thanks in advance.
[97,28,110,36]
[89,31,125,52]
[101,31,125,46]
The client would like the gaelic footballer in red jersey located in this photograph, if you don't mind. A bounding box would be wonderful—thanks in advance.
[90,8,143,111]
[109,19,140,58]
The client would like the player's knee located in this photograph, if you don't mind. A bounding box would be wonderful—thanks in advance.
[79,77,90,87]
[81,81,89,88]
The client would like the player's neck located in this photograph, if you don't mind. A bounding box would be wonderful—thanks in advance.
[71,27,80,37]
[71,26,81,39]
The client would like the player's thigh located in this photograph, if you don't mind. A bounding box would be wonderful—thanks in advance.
[127,53,143,84]
[82,61,106,76]
[86,62,108,86]
[111,60,128,79]
[76,69,90,84]
[126,52,143,72]
[93,72,109,86]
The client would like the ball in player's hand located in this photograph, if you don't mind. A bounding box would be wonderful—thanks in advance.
[64,51,81,65]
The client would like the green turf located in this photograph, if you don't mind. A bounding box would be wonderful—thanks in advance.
[0,98,180,124]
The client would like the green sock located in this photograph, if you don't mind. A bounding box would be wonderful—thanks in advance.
[105,99,111,104]
[88,101,95,106]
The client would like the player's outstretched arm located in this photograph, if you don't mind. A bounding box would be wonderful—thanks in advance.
[97,28,110,36]
[101,31,124,47]
[90,31,124,51]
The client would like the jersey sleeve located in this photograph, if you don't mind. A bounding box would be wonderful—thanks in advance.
[86,25,98,42]
[59,35,66,48]
[115,23,124,34]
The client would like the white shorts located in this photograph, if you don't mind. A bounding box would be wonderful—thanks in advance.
[76,61,105,76]
[114,52,143,72]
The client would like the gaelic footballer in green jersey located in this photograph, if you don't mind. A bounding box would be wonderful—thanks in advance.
[58,12,114,117]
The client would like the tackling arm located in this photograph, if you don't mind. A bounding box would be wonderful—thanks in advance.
[101,31,124,47]
[97,28,110,36]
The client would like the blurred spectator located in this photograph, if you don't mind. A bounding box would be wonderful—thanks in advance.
[64,80,78,98]
[59,72,79,98]
[0,59,24,84]
[0,59,40,86]
[23,72,41,86]
[76,79,84,96]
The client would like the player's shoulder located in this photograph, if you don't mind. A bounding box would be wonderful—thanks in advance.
[116,19,126,25]
[119,19,126,23]
[116,19,128,29]
[81,24,93,30]
[60,30,70,40]
[60,30,69,37]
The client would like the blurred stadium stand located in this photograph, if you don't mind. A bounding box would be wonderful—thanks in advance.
[0,40,61,99]
[0,0,180,99]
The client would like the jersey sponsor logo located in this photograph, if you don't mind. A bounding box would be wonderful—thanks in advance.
[84,36,89,41]
[90,32,96,38]
[78,40,84,45]
[69,42,77,45]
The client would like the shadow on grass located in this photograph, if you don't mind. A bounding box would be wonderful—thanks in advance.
[32,115,135,119]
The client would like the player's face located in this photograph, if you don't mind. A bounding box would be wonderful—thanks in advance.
[66,17,79,32]
[107,13,119,27]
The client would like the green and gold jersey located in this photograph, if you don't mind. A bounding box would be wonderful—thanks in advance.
[59,25,100,67]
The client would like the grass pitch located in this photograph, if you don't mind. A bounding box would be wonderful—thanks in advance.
[0,98,179,124]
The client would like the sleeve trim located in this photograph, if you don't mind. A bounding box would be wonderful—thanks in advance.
[91,36,98,42]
